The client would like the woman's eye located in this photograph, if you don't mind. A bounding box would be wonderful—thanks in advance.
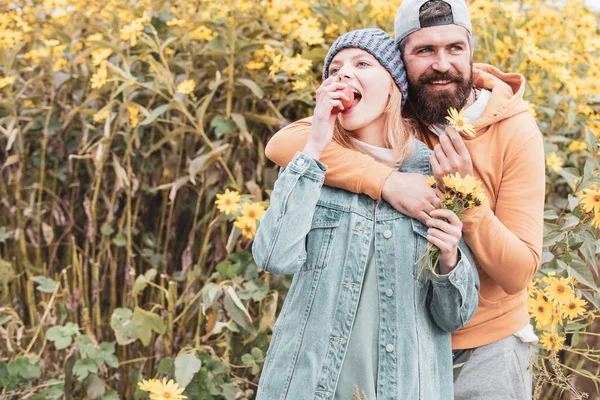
[357,61,369,67]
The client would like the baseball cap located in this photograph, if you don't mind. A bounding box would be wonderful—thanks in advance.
[394,0,472,44]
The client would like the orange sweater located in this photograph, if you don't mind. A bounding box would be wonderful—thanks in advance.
[264,63,545,349]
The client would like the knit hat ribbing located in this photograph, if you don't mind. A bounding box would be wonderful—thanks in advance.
[322,28,408,106]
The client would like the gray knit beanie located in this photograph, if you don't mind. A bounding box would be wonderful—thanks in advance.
[322,28,408,106]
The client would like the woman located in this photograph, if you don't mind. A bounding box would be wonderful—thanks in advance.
[252,28,479,400]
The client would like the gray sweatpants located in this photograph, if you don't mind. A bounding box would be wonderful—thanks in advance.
[454,335,533,400]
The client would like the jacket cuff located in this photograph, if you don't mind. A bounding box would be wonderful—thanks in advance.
[287,151,327,182]
[431,247,469,287]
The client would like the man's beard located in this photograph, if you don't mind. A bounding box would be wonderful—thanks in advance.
[407,66,473,125]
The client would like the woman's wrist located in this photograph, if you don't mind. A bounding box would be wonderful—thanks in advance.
[303,140,325,160]
[439,250,459,275]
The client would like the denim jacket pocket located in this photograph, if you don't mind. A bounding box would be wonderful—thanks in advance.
[304,205,342,271]
[411,219,430,286]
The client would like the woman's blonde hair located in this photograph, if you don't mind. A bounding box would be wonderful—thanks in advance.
[332,83,415,167]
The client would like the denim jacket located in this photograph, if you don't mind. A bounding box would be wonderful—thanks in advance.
[252,141,479,400]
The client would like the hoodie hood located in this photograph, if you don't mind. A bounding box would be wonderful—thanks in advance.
[469,63,530,137]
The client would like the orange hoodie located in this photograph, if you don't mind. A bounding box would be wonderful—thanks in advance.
[264,63,545,349]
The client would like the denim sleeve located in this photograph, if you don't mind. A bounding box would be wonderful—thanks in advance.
[252,152,327,275]
[427,240,480,332]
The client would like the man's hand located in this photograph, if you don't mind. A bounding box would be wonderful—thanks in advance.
[430,127,473,184]
[381,172,441,224]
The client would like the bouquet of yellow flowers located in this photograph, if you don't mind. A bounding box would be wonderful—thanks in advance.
[417,172,487,280]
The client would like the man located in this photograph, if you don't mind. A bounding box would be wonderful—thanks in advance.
[264,0,545,398]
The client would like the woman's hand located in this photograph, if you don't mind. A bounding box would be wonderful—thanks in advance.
[425,209,463,274]
[303,76,351,160]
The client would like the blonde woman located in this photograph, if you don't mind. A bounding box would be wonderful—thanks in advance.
[252,28,479,400]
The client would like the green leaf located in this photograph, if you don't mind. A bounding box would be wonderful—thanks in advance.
[73,359,98,380]
[223,287,255,334]
[567,194,580,211]
[210,115,235,138]
[543,209,558,220]
[174,352,202,388]
[581,230,598,269]
[112,233,127,247]
[31,276,58,293]
[46,323,80,350]
[566,259,597,290]
[561,214,580,231]
[201,283,223,314]
[237,78,264,99]
[157,357,173,374]
[131,307,166,346]
[140,104,170,126]
[558,167,581,191]
[110,308,139,345]
[586,128,599,152]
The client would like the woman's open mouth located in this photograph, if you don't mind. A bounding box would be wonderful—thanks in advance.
[343,89,362,114]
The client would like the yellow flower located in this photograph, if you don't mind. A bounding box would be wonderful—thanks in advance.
[442,174,456,190]
[246,61,265,70]
[120,16,148,47]
[544,277,573,305]
[293,17,324,45]
[241,202,266,220]
[148,378,187,400]
[52,58,67,72]
[592,213,600,229]
[280,54,313,76]
[0,76,16,89]
[189,26,218,41]
[128,105,140,128]
[176,79,196,95]
[453,174,481,196]
[138,378,160,392]
[540,332,566,352]
[545,152,563,172]
[269,54,283,77]
[445,108,476,137]
[291,80,307,91]
[325,23,339,35]
[90,61,108,89]
[215,189,241,215]
[568,140,588,152]
[425,176,437,188]
[561,295,587,319]
[85,33,104,46]
[580,190,600,214]
[527,296,553,327]
[234,216,257,239]
[93,108,111,123]
[91,48,112,66]
[166,18,185,27]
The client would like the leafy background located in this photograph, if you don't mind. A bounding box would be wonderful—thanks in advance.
[0,0,599,398]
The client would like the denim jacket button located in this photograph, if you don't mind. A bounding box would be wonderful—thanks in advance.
[386,344,394,352]
[385,288,393,297]
[296,158,305,166]
[383,229,392,239]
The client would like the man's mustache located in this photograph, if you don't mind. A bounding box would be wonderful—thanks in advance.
[418,72,465,84]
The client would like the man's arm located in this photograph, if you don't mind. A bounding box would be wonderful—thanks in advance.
[265,117,394,200]
[460,127,545,295]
